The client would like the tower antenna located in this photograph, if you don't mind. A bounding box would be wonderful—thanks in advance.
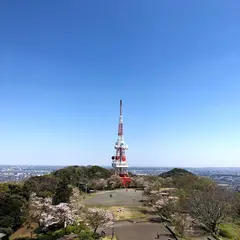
[111,100,131,187]
[120,100,122,116]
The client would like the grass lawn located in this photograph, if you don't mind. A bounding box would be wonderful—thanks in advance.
[107,206,146,220]
[86,204,147,220]
[219,223,240,239]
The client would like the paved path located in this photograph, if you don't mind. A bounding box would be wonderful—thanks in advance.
[100,221,174,240]
[84,189,146,206]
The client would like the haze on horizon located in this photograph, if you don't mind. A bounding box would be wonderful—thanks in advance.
[1,1,240,167]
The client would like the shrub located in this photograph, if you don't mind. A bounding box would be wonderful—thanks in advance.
[78,230,96,240]
[52,229,65,239]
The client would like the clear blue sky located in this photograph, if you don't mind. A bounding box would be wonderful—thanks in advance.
[1,0,240,167]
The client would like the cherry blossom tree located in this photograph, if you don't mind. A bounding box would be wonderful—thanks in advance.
[107,175,122,189]
[86,208,114,233]
[69,187,84,214]
[153,195,177,222]
[27,193,52,227]
[134,177,145,189]
[88,178,108,190]
[95,178,108,190]
[27,192,78,229]
[143,181,162,198]
[172,213,188,237]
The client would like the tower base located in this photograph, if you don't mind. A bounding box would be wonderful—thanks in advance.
[119,174,131,187]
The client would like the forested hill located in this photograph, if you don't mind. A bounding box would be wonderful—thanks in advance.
[53,165,113,183]
[23,165,113,198]
[159,168,194,178]
[1,165,240,239]
[0,165,114,233]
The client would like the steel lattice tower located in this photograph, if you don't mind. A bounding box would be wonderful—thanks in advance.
[111,100,131,186]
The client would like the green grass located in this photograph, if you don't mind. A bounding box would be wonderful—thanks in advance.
[85,204,147,221]
[219,223,240,239]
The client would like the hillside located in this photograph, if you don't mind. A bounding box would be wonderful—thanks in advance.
[22,165,113,198]
[0,165,115,233]
[53,165,113,183]
[159,168,194,178]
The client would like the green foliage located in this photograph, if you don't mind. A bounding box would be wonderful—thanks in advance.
[52,179,72,205]
[0,183,27,230]
[22,165,113,205]
[36,224,95,240]
[78,230,96,240]
[23,175,58,199]
[219,223,240,239]
[159,168,194,178]
[0,183,26,196]
[0,193,26,229]
[173,174,215,194]
[219,224,234,238]
[0,165,113,236]
[219,228,234,238]
[0,183,11,193]
[85,166,112,180]
[233,192,240,219]
[53,166,87,186]
[53,165,112,185]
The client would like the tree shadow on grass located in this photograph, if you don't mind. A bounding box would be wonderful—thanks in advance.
[140,208,156,215]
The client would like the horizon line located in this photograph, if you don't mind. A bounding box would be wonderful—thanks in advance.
[0,164,240,169]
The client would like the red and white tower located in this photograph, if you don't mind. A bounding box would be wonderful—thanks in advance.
[111,100,131,186]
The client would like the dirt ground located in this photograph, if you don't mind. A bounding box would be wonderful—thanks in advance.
[10,223,37,239]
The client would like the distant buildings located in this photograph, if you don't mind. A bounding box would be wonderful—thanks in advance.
[0,165,240,191]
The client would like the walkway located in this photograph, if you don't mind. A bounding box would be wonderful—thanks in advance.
[100,221,174,240]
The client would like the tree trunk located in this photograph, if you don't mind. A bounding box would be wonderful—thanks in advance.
[211,222,218,235]
[94,226,98,234]
[38,221,41,228]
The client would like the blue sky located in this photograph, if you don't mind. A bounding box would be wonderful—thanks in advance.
[0,1,240,167]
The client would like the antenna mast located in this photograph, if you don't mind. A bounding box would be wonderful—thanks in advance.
[111,100,131,187]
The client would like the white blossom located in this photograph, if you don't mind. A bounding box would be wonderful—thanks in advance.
[107,175,122,189]
[86,208,114,233]
[28,192,79,229]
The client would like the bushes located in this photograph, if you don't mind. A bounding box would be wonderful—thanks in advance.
[36,224,96,240]
[23,175,58,199]
[52,179,72,205]
[0,189,27,230]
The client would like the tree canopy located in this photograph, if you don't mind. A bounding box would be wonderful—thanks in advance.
[159,168,194,178]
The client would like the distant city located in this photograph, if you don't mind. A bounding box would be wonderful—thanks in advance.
[1,165,240,191]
